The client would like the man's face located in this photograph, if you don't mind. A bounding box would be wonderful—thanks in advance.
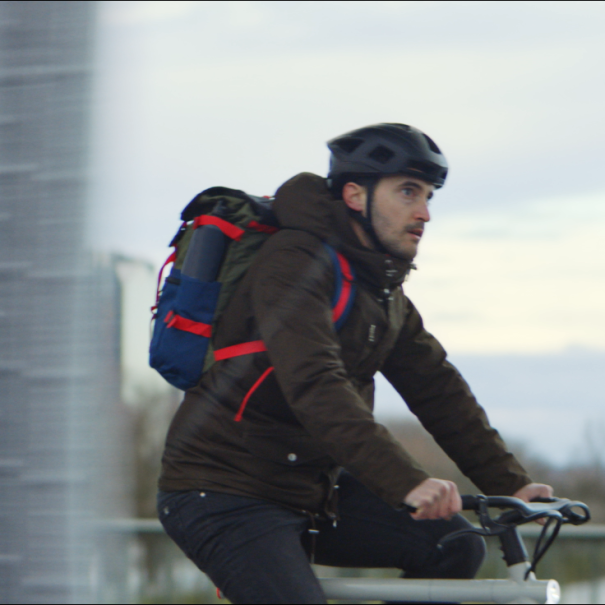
[370,175,433,261]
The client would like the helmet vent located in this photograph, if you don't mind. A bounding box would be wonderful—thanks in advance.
[422,134,441,154]
[335,136,364,155]
[368,145,395,164]
[406,159,447,180]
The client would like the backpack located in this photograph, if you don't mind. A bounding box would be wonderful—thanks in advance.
[149,187,356,396]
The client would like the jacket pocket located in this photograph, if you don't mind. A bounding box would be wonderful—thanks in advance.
[149,272,221,390]
[242,428,332,467]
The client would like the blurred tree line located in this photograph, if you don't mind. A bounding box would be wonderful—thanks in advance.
[387,418,605,522]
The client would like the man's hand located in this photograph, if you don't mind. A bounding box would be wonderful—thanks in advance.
[513,483,554,503]
[404,478,462,521]
[513,483,554,525]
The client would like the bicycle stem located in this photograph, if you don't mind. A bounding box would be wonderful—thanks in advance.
[499,525,529,567]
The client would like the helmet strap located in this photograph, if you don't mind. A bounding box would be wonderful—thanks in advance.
[349,179,388,254]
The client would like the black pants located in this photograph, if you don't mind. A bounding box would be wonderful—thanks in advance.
[157,472,485,604]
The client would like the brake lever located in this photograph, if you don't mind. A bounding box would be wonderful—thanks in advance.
[560,501,591,525]
[522,498,591,526]
[437,495,510,549]
[496,509,563,527]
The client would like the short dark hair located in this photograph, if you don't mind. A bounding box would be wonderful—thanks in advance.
[328,174,378,199]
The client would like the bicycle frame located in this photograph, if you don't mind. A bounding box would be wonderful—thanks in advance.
[319,565,560,604]
[317,495,590,604]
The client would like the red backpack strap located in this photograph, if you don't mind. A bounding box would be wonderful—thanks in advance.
[215,245,356,422]
[247,220,279,235]
[234,367,274,422]
[214,340,267,360]
[164,312,212,338]
[193,215,245,241]
[213,341,270,422]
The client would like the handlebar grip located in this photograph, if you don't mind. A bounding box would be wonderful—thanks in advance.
[408,495,484,511]
[461,495,478,510]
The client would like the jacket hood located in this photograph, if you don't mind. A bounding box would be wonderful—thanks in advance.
[273,172,413,289]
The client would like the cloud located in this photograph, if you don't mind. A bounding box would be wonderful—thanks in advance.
[375,348,605,465]
[100,1,605,50]
[94,28,605,214]
[406,190,605,353]
[89,1,605,354]
[101,1,204,25]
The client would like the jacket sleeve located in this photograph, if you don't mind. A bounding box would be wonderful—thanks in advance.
[250,231,429,508]
[381,297,532,496]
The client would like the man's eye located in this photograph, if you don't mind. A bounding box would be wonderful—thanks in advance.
[402,188,414,196]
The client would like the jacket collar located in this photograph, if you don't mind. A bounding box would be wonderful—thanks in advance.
[273,172,413,290]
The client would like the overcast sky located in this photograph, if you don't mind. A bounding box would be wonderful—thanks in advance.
[92,1,605,464]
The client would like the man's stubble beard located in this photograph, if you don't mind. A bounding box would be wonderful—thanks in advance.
[380,238,417,262]
[372,213,418,262]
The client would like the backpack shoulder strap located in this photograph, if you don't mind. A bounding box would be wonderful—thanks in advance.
[214,243,356,422]
[323,243,356,331]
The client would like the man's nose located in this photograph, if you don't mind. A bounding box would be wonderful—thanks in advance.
[414,201,431,223]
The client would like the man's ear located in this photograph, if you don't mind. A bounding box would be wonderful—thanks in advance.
[342,182,367,214]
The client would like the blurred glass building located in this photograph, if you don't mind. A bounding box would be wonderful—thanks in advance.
[0,2,130,602]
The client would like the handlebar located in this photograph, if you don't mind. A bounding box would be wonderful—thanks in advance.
[461,495,591,526]
[433,495,591,577]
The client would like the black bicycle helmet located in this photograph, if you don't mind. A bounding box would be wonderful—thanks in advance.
[327,123,448,194]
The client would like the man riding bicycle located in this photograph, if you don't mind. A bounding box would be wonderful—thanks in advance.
[157,123,553,604]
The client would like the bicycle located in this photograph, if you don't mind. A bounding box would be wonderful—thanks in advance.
[318,495,591,604]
